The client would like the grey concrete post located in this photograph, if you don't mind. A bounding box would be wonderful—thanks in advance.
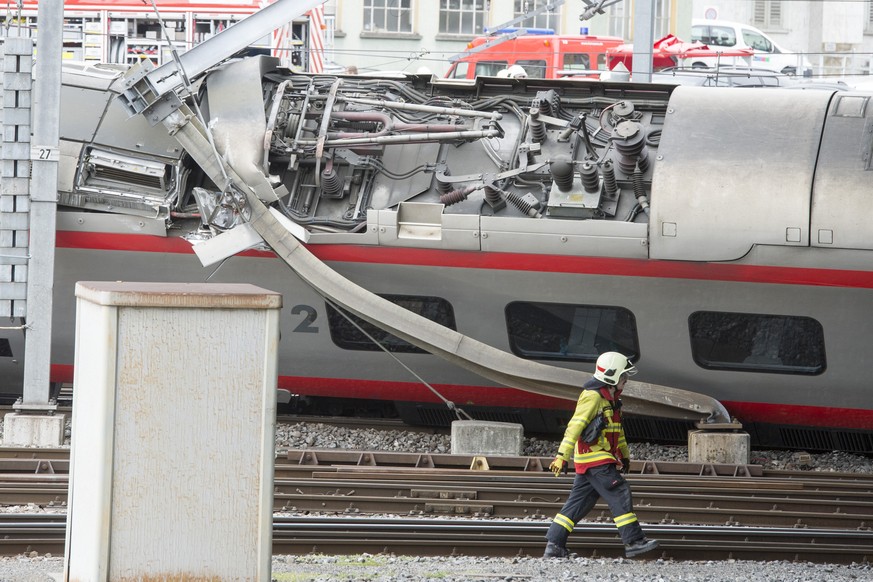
[22,0,62,408]
[631,0,656,82]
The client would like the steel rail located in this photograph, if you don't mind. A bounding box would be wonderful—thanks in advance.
[1,515,871,564]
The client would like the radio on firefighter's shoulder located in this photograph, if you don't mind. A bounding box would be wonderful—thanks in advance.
[581,413,606,444]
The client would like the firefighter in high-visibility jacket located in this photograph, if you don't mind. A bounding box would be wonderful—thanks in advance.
[543,352,659,559]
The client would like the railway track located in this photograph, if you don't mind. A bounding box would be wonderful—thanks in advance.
[0,447,870,562]
[2,515,871,563]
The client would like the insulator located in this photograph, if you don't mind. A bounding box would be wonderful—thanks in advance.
[528,108,546,143]
[436,179,453,194]
[532,90,560,117]
[440,188,470,206]
[602,160,618,198]
[504,190,540,218]
[632,165,645,200]
[632,164,649,215]
[580,161,599,194]
[636,148,650,173]
[484,185,502,206]
[612,121,645,157]
[549,158,575,192]
[612,101,635,121]
[548,91,561,117]
[613,121,647,175]
[321,167,343,197]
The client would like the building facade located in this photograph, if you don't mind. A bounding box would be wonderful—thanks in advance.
[326,1,690,77]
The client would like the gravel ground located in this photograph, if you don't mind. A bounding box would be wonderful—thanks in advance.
[3,554,872,581]
[2,420,871,580]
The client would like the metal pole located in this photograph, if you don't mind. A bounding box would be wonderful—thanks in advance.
[21,0,62,410]
[631,0,655,82]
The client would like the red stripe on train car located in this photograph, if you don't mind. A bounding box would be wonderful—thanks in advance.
[51,364,873,430]
[55,231,873,289]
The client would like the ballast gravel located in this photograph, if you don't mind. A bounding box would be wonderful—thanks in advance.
[2,420,871,580]
[2,554,871,581]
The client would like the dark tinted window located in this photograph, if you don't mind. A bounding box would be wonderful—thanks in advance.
[689,311,825,374]
[327,295,456,353]
[475,60,508,77]
[516,59,547,78]
[563,53,591,70]
[506,302,639,362]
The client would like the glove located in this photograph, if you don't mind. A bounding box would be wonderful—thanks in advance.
[549,455,568,477]
[620,457,631,475]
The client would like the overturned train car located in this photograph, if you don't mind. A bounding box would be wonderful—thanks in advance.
[2,57,872,452]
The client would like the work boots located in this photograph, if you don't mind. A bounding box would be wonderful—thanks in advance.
[624,537,659,558]
[542,541,570,558]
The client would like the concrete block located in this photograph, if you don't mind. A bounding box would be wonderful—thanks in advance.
[451,420,523,456]
[65,282,281,581]
[688,429,750,465]
[2,412,65,447]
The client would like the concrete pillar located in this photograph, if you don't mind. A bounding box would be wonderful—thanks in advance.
[688,429,751,465]
[451,420,523,456]
[64,282,281,581]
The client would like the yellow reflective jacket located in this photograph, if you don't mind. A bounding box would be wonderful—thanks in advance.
[556,382,630,473]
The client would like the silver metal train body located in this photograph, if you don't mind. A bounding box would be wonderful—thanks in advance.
[2,56,872,451]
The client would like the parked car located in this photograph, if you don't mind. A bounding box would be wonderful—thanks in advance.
[689,19,812,76]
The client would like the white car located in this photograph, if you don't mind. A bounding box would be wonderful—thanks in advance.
[688,19,811,75]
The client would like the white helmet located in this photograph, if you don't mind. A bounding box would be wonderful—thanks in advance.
[593,352,637,385]
[507,64,528,78]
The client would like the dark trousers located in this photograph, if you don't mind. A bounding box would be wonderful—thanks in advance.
[545,463,644,546]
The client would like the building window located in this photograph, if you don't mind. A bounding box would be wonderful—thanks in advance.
[440,0,486,36]
[606,3,630,39]
[506,302,639,362]
[607,0,670,40]
[867,3,873,34]
[327,294,456,353]
[363,0,413,34]
[514,0,560,31]
[689,311,825,375]
[753,1,782,29]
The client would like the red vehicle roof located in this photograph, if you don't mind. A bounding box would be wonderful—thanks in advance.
[607,34,755,71]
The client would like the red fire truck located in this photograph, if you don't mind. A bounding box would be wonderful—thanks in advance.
[445,31,624,80]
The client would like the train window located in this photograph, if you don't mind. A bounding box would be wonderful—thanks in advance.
[689,311,826,375]
[505,302,639,362]
[0,339,11,357]
[326,294,456,353]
